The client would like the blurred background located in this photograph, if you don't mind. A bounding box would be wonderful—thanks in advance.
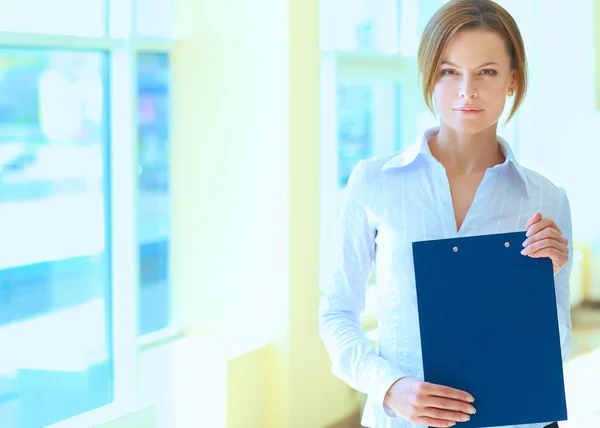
[0,0,598,427]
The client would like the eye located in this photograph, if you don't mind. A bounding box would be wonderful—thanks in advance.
[440,69,457,76]
[481,69,498,76]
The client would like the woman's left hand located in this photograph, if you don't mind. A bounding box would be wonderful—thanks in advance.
[521,212,569,275]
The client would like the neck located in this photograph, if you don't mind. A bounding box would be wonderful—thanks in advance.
[429,123,505,174]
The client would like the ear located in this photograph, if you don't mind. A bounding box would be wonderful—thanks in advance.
[508,71,517,93]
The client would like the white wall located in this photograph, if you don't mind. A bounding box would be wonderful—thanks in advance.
[514,0,599,243]
[513,0,600,301]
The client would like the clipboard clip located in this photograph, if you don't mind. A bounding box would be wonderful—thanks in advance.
[453,241,511,252]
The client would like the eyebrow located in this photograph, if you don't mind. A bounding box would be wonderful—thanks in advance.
[441,61,500,68]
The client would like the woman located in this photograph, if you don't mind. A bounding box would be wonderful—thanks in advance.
[318,1,571,428]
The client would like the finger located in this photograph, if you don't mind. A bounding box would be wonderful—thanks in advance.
[529,247,569,265]
[522,238,568,256]
[419,406,472,423]
[414,416,457,427]
[525,212,542,229]
[522,227,568,248]
[420,396,477,416]
[526,218,562,237]
[422,382,474,403]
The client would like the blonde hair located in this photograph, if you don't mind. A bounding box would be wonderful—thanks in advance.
[417,0,528,124]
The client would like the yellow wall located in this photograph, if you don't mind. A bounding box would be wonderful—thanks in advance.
[169,0,358,426]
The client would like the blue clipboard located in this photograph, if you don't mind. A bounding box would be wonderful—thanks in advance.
[412,231,567,428]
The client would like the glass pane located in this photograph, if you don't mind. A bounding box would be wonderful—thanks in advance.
[320,0,399,52]
[0,0,105,37]
[337,83,401,187]
[0,49,111,427]
[319,0,459,54]
[136,0,174,38]
[138,53,171,335]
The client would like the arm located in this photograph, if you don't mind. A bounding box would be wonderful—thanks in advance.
[318,160,405,417]
[554,189,573,362]
[523,188,573,362]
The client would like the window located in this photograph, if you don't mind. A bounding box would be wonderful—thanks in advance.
[0,48,111,428]
[138,52,171,335]
[318,1,448,311]
[0,0,105,37]
[320,0,449,55]
[337,83,401,187]
[135,0,174,38]
[0,0,174,425]
[320,0,400,52]
[319,1,446,190]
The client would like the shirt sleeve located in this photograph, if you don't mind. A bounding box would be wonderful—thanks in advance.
[554,188,574,362]
[318,160,405,418]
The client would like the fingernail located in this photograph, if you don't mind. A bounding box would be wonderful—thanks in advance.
[521,248,527,255]
[466,396,474,403]
[448,423,456,427]
[461,415,470,421]
[522,240,528,247]
[468,406,476,414]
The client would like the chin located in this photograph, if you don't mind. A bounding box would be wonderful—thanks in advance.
[442,115,498,135]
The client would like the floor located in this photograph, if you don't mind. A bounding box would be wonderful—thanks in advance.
[561,303,600,427]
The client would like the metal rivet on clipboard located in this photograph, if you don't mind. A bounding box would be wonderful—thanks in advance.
[505,242,510,248]
[453,246,459,253]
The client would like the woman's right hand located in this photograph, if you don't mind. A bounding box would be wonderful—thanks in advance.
[384,377,477,427]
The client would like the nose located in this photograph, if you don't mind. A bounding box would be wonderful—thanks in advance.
[459,75,478,99]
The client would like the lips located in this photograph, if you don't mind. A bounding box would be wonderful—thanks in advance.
[454,107,483,112]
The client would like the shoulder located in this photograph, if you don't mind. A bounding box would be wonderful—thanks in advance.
[345,152,402,205]
[520,166,568,203]
[353,151,405,184]
[519,166,571,225]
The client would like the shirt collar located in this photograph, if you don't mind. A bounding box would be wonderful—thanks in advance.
[381,126,530,196]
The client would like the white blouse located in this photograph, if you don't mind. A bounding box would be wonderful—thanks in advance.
[318,127,573,428]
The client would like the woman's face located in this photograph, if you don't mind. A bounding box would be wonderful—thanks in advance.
[433,29,517,135]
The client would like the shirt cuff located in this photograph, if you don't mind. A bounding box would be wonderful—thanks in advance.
[557,308,571,362]
[369,361,406,418]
